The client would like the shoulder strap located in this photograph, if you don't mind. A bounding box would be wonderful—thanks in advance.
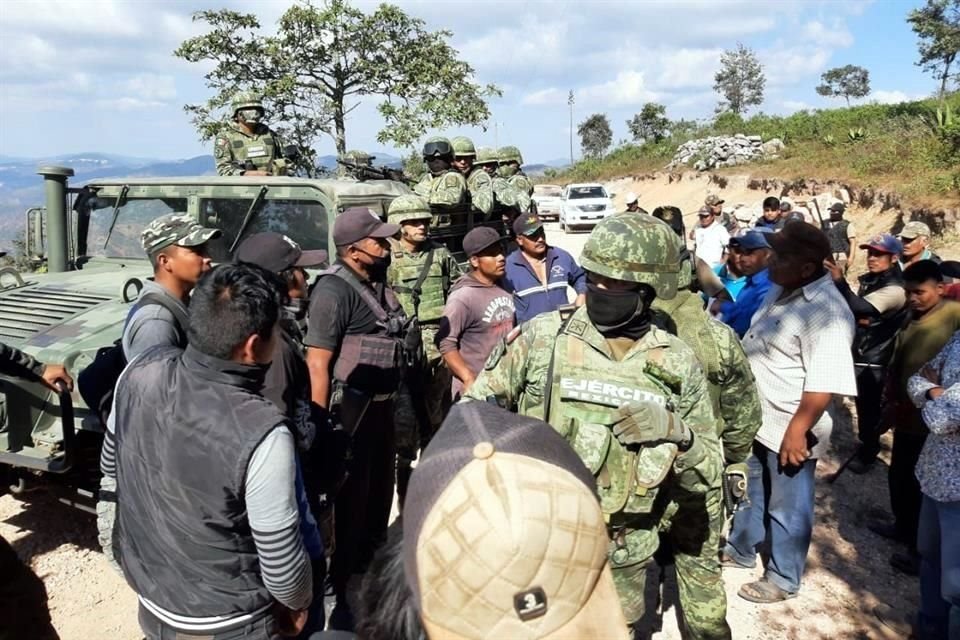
[135,291,190,344]
[318,264,390,323]
[542,309,578,423]
[412,248,436,295]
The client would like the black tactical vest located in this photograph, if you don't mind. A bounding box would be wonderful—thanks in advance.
[854,267,909,366]
[824,219,851,255]
[114,345,286,617]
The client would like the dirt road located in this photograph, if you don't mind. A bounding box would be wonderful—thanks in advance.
[0,202,931,639]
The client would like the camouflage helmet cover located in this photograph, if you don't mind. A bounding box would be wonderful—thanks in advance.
[387,194,433,225]
[141,212,221,256]
[232,91,264,114]
[341,149,373,164]
[580,213,681,299]
[451,136,477,158]
[422,136,454,158]
[498,145,523,165]
[475,146,498,165]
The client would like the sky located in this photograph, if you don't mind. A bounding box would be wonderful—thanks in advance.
[0,0,937,165]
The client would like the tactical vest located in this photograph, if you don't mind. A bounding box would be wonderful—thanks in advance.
[227,124,278,171]
[315,264,413,394]
[388,241,450,323]
[824,219,851,255]
[854,268,909,366]
[508,172,534,196]
[413,171,465,205]
[542,316,682,564]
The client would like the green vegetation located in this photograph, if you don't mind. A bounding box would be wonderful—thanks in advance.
[546,93,960,206]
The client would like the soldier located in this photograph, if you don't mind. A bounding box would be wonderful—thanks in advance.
[451,136,494,216]
[497,145,534,197]
[337,149,373,180]
[475,146,530,213]
[214,92,283,177]
[385,194,463,506]
[413,137,467,206]
[465,214,730,639]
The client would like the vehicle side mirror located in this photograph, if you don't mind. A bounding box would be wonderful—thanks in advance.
[608,193,616,199]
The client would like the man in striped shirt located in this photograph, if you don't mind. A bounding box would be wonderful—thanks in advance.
[502,213,586,324]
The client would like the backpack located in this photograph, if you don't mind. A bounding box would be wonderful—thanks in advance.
[78,292,189,424]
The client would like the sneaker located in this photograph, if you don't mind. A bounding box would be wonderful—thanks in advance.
[328,601,355,632]
[889,551,920,576]
[846,448,879,474]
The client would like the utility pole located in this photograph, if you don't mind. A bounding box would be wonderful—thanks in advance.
[568,90,575,166]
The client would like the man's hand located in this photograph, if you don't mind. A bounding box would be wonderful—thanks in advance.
[927,387,944,401]
[823,258,844,283]
[919,364,940,386]
[273,604,308,637]
[461,374,477,393]
[40,363,73,392]
[709,299,723,316]
[612,400,691,448]
[779,424,810,468]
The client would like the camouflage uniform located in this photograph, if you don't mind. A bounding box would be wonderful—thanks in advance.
[451,136,494,216]
[466,214,729,639]
[413,136,467,206]
[497,145,534,196]
[386,195,464,503]
[214,92,283,176]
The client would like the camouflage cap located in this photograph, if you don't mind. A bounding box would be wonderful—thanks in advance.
[498,145,523,165]
[704,194,724,207]
[388,194,433,225]
[451,136,477,158]
[580,213,681,299]
[141,213,221,256]
[475,146,499,165]
[900,220,931,239]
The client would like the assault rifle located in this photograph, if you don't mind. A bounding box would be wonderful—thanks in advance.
[233,144,305,177]
[337,159,410,184]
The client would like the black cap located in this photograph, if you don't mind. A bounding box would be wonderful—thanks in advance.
[235,232,328,273]
[940,260,960,280]
[829,202,845,214]
[766,220,832,263]
[512,213,544,237]
[462,227,504,257]
[333,207,400,246]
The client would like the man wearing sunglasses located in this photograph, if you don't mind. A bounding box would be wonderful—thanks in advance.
[413,136,467,206]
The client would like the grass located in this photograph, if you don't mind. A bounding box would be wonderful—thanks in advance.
[546,94,960,209]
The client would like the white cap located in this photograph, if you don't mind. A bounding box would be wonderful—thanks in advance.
[624,192,639,205]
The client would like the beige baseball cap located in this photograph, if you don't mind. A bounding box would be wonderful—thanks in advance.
[900,220,932,239]
[403,401,629,640]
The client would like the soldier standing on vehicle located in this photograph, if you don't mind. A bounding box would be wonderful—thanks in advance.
[466,214,730,639]
[413,137,466,206]
[337,150,374,180]
[214,91,283,177]
[385,194,463,507]
[304,207,406,631]
[497,145,534,197]
[476,146,529,214]
[451,136,494,216]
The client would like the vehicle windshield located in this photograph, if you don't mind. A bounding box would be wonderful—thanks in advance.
[86,197,188,259]
[567,186,607,199]
[535,186,562,198]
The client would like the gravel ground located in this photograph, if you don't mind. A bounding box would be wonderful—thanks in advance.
[0,222,925,640]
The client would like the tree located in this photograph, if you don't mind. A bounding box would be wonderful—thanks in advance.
[174,0,500,158]
[907,0,960,100]
[577,113,612,158]
[627,103,670,143]
[815,65,871,105]
[713,43,766,115]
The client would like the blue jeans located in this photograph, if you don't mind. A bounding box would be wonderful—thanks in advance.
[916,495,960,640]
[722,442,817,594]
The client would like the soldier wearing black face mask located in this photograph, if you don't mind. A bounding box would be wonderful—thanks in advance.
[214,91,284,176]
[413,137,467,206]
[304,207,411,631]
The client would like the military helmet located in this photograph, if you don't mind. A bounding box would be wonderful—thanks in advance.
[232,91,264,114]
[580,213,681,299]
[422,136,454,158]
[341,149,373,164]
[475,146,498,165]
[387,194,433,225]
[498,145,523,165]
[451,136,477,158]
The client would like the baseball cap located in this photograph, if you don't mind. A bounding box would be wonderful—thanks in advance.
[729,230,771,251]
[624,191,639,205]
[859,233,902,255]
[141,213,221,255]
[462,227,504,257]
[940,260,960,280]
[779,200,792,212]
[705,194,724,207]
[332,207,400,247]
[513,213,545,237]
[235,232,328,273]
[899,221,932,239]
[783,210,806,223]
[766,220,831,263]
[829,202,845,214]
[403,401,629,640]
[697,206,713,218]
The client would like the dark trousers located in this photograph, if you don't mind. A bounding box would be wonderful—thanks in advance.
[139,605,279,640]
[889,429,927,547]
[854,366,886,456]
[330,398,396,596]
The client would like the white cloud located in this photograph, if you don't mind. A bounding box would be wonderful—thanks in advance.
[855,90,927,105]
[765,47,832,86]
[801,20,854,48]
[579,71,659,107]
[653,48,724,90]
[782,99,814,112]
[121,74,177,102]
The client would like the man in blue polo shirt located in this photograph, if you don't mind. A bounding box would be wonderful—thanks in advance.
[711,229,773,337]
[503,213,587,324]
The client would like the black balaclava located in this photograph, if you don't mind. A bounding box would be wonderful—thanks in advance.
[585,282,653,340]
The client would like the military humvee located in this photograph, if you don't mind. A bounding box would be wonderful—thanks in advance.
[0,166,503,507]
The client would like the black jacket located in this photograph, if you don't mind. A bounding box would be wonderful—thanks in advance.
[836,267,908,366]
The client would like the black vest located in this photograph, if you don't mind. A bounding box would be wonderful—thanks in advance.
[854,267,908,366]
[114,345,286,617]
[824,219,851,255]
